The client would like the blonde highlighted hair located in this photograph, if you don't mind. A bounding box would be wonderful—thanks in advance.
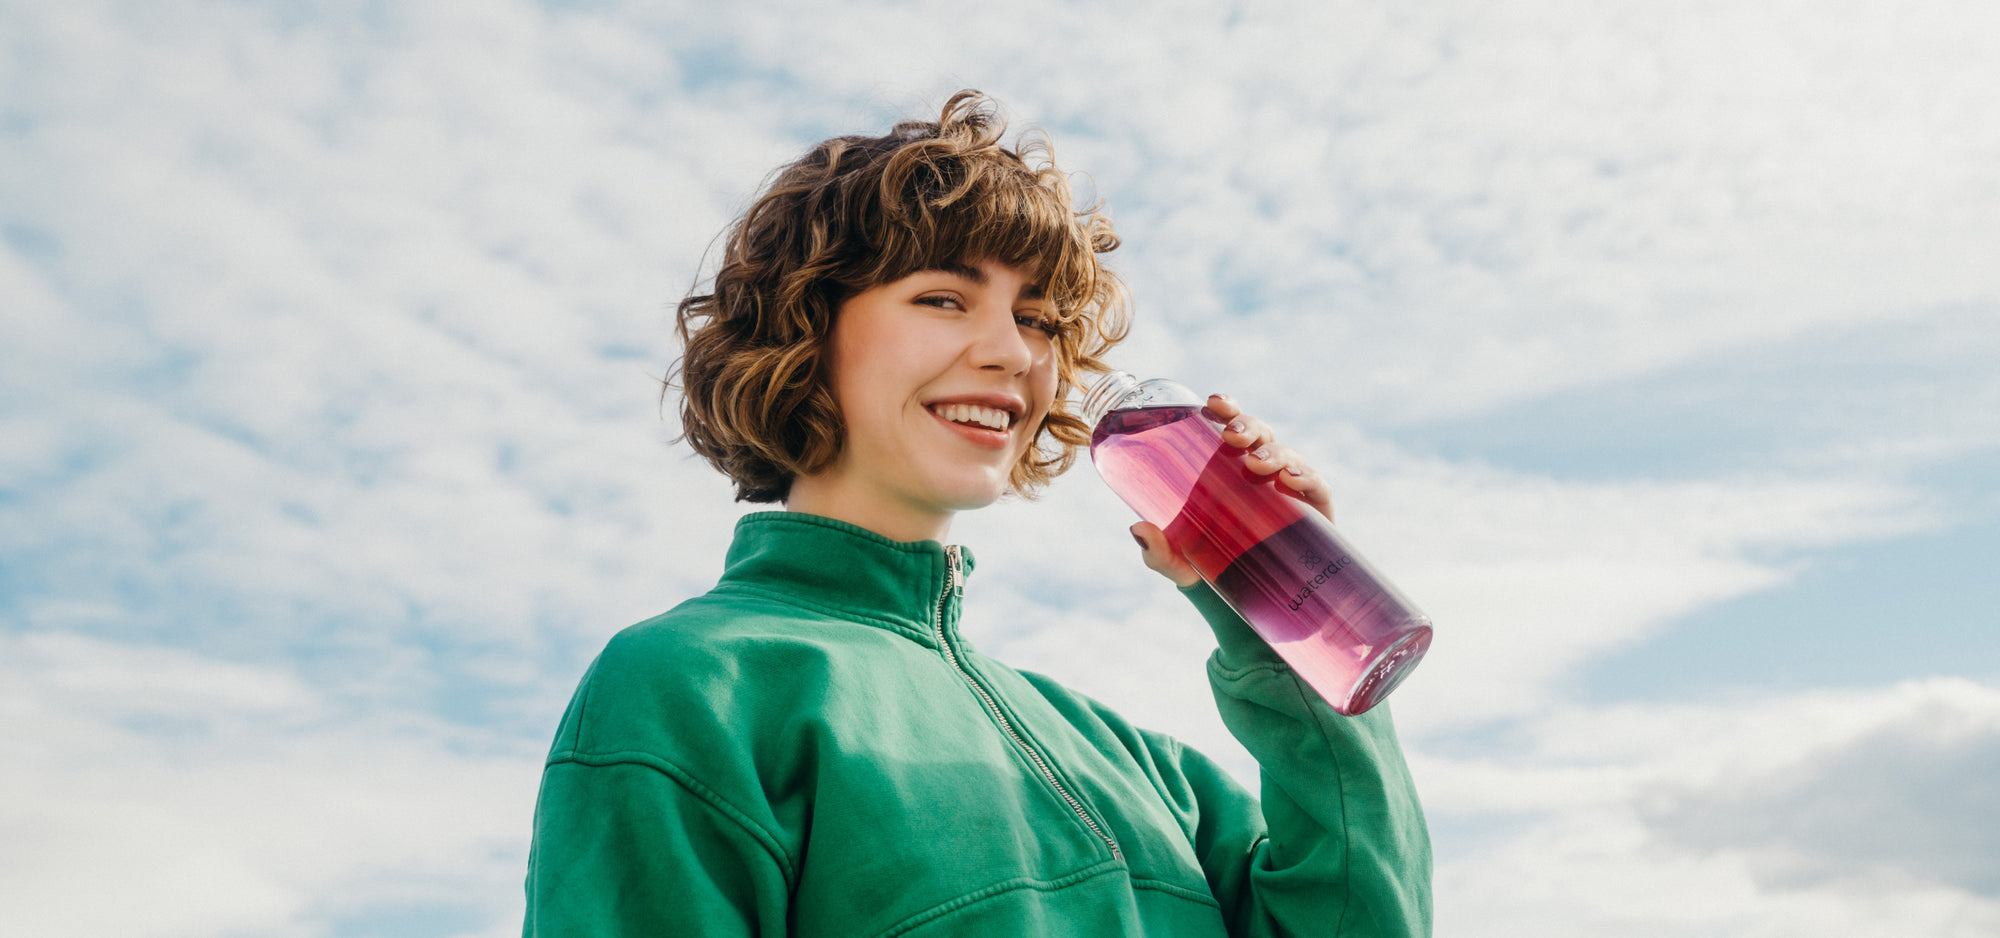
[671,90,1130,503]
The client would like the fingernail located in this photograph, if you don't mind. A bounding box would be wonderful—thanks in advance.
[1131,530,1147,548]
[1227,419,1245,434]
[1285,466,1304,475]
[1253,446,1271,460]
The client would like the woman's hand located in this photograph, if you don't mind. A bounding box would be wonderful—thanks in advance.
[1130,394,1336,588]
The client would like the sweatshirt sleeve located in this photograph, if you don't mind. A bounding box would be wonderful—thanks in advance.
[1171,581,1433,938]
[523,756,793,937]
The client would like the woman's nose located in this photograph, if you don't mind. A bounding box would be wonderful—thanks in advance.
[968,309,1034,374]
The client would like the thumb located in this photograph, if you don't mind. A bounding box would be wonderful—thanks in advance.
[1130,522,1200,588]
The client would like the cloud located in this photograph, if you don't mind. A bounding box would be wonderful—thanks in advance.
[1418,679,2000,937]
[2,0,776,708]
[0,632,540,938]
[1376,300,2000,489]
[1647,689,2000,898]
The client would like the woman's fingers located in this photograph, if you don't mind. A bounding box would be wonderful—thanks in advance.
[1202,393,1241,423]
[1130,521,1200,588]
[1207,393,1335,523]
[1131,397,1338,581]
[1219,412,1276,453]
[1277,457,1335,522]
[1241,440,1295,475]
[1239,441,1335,521]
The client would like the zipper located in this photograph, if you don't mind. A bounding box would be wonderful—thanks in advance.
[933,544,1123,863]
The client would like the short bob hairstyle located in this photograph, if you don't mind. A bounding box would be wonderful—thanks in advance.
[672,90,1130,503]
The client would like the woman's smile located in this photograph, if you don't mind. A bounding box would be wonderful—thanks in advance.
[923,395,1026,449]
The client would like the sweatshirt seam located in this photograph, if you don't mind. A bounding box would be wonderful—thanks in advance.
[1209,658,1291,680]
[560,662,598,748]
[879,861,1126,936]
[1130,875,1225,908]
[739,510,938,554]
[1162,735,1202,845]
[708,582,934,645]
[547,747,798,887]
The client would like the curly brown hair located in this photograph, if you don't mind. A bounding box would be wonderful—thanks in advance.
[670,90,1130,503]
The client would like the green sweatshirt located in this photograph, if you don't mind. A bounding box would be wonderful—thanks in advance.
[524,511,1430,936]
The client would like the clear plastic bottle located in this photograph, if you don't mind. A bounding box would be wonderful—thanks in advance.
[1082,372,1432,715]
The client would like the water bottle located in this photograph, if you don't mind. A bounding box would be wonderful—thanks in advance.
[1082,372,1432,715]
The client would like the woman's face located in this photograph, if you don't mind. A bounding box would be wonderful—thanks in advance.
[793,258,1059,541]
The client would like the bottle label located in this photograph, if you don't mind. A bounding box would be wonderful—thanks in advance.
[1286,550,1356,613]
[1211,516,1400,649]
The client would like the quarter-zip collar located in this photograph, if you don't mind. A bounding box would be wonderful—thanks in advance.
[715,511,976,649]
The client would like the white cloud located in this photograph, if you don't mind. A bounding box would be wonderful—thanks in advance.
[3,0,768,678]
[1646,687,2000,898]
[0,632,540,938]
[1419,679,2000,937]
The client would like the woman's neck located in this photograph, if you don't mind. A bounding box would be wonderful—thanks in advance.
[784,472,955,544]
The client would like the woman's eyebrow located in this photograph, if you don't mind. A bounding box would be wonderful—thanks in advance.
[927,262,1045,300]
[933,261,986,284]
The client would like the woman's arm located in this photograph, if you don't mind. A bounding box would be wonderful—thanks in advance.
[1131,394,1433,937]
[1165,583,1433,937]
[524,753,792,936]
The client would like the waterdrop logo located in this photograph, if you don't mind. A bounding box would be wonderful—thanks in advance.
[1286,551,1356,612]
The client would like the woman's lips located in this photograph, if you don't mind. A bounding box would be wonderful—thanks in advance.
[927,406,1012,449]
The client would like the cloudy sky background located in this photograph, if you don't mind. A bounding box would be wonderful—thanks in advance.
[4,1,1997,935]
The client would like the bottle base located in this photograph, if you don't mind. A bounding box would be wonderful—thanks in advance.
[1336,624,1432,716]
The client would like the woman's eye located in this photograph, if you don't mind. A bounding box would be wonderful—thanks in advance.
[916,294,962,310]
[1016,314,1059,336]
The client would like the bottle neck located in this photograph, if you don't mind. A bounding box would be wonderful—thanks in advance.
[1080,372,1204,428]
[1080,371,1142,427]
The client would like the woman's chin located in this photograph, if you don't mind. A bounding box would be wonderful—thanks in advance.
[929,471,1013,513]
[940,486,1008,513]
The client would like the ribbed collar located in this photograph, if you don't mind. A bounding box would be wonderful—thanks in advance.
[713,511,978,648]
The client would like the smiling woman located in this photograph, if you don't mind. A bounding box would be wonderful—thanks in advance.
[522,91,1432,937]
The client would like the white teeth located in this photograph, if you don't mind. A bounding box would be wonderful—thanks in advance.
[933,403,1011,431]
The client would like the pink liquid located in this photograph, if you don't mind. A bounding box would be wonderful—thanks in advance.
[1091,405,1431,714]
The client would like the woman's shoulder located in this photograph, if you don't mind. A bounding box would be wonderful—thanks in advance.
[541,587,947,818]
[557,588,926,750]
[588,587,911,679]
[546,597,832,773]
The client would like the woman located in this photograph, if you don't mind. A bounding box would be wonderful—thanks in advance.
[523,91,1431,937]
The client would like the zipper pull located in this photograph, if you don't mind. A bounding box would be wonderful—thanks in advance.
[945,544,964,598]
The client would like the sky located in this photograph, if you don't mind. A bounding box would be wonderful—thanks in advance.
[2,1,1997,935]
